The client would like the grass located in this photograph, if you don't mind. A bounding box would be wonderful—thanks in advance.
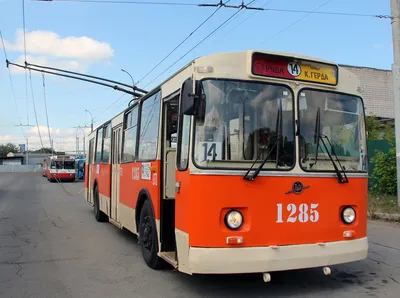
[368,193,400,214]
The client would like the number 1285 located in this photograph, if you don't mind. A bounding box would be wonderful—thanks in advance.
[276,203,319,223]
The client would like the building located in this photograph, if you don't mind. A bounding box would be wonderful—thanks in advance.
[0,153,24,165]
[13,152,68,166]
[341,65,393,122]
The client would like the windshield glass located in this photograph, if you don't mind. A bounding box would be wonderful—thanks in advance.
[298,89,367,172]
[193,79,295,170]
[64,161,75,169]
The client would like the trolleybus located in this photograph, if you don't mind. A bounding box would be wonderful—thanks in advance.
[46,155,76,182]
[42,157,49,177]
[75,157,86,180]
[84,50,368,280]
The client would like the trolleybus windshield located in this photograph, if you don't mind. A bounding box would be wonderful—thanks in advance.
[298,89,367,173]
[193,79,295,170]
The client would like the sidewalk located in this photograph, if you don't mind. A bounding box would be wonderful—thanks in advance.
[368,211,400,222]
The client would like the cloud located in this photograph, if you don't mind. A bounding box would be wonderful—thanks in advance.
[9,54,87,74]
[4,29,114,61]
[372,43,393,50]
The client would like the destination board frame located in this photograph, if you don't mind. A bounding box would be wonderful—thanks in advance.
[250,52,339,87]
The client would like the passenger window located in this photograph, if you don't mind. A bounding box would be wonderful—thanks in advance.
[166,96,179,148]
[102,125,111,163]
[122,107,138,162]
[138,91,161,160]
[178,114,191,170]
[95,128,103,163]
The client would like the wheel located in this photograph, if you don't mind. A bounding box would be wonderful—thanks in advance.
[139,199,165,269]
[93,185,108,222]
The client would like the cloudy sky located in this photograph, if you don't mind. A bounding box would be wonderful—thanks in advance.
[0,0,393,153]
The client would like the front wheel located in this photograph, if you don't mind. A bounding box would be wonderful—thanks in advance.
[139,200,165,269]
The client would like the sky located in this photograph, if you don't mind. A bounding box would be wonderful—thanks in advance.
[0,0,394,153]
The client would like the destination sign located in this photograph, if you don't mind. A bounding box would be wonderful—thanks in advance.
[251,53,338,86]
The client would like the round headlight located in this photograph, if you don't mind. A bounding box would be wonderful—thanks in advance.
[342,207,356,224]
[225,210,243,230]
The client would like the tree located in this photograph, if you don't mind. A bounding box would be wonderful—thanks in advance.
[0,143,19,157]
[31,148,53,154]
[365,114,382,140]
[368,116,397,195]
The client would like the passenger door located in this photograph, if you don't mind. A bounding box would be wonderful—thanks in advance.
[111,125,122,222]
[87,139,94,204]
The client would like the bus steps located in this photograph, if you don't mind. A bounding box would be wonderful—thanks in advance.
[159,251,178,268]
[109,218,122,229]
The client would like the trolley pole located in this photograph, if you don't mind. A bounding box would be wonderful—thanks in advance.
[391,0,400,207]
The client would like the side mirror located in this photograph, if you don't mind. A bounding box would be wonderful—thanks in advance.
[181,77,200,115]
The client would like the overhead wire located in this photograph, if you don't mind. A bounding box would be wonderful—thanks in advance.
[211,0,258,37]
[28,69,46,152]
[220,0,274,38]
[22,0,30,126]
[136,0,231,86]
[32,0,392,19]
[261,8,392,19]
[42,73,53,149]
[0,30,25,135]
[259,0,334,46]
[32,0,201,6]
[143,1,251,89]
[22,0,47,152]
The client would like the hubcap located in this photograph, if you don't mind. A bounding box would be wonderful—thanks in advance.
[141,215,152,251]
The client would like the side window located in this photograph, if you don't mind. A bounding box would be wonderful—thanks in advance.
[177,114,191,170]
[122,107,138,162]
[138,91,161,160]
[102,124,111,163]
[95,128,103,163]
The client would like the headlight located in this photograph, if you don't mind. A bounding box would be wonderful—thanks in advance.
[225,210,243,230]
[342,207,356,224]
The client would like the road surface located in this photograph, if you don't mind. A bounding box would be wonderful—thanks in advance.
[0,173,399,297]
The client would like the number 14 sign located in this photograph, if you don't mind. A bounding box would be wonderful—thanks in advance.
[198,142,223,161]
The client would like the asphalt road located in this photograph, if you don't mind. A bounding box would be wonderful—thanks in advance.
[0,173,399,298]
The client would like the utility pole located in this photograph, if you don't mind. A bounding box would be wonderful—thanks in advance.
[391,0,400,207]
[26,137,29,165]
[85,109,95,132]
[74,126,89,158]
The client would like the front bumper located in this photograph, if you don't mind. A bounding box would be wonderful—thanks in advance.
[187,237,368,274]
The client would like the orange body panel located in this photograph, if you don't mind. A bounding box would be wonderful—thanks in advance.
[84,165,89,188]
[91,164,111,198]
[175,173,367,248]
[119,161,161,219]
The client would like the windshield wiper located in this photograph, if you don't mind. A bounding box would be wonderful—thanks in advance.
[243,100,282,181]
[312,107,349,184]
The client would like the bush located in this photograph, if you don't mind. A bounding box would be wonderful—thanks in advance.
[369,117,397,195]
[370,146,397,195]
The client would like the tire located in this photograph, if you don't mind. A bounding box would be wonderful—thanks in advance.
[139,199,165,269]
[93,185,108,222]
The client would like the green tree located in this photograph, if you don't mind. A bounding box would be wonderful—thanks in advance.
[31,148,53,154]
[0,143,19,157]
[365,114,382,140]
[369,116,397,195]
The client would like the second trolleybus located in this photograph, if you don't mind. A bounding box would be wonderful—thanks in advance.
[84,50,368,280]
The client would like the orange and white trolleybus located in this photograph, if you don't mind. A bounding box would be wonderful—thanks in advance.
[84,50,368,280]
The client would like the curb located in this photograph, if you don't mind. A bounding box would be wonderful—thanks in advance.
[368,211,400,222]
